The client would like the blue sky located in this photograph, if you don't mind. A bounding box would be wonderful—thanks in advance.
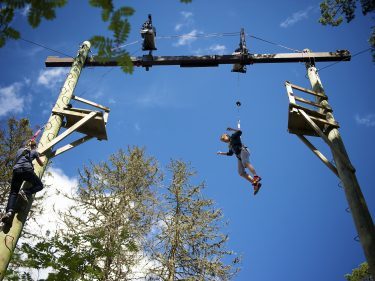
[1,1,374,280]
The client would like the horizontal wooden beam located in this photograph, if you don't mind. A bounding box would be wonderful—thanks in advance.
[49,135,94,159]
[45,50,351,68]
[286,81,327,99]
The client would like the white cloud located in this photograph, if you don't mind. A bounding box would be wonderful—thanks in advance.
[280,6,314,28]
[92,90,104,99]
[355,114,375,127]
[181,11,193,19]
[135,83,183,108]
[28,167,78,237]
[134,122,141,132]
[174,11,194,31]
[174,29,198,47]
[136,91,167,107]
[21,4,31,17]
[175,23,183,31]
[208,44,226,54]
[37,68,68,89]
[193,44,227,55]
[16,167,78,279]
[0,82,25,116]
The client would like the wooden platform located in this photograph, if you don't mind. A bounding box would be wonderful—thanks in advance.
[53,108,108,140]
[285,82,339,136]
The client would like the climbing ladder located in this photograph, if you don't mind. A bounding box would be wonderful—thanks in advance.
[285,81,339,136]
[284,81,343,177]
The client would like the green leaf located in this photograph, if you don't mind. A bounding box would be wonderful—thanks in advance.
[27,6,41,27]
[89,0,114,21]
[0,36,5,48]
[4,27,20,40]
[1,8,15,24]
[345,262,371,281]
[116,6,135,17]
[101,9,111,21]
[90,35,114,60]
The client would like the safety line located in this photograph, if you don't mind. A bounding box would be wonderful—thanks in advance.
[19,37,73,58]
[317,48,372,72]
[247,34,302,53]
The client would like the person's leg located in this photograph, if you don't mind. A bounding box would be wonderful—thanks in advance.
[23,171,44,195]
[237,158,253,183]
[245,162,257,176]
[241,149,257,177]
[5,171,24,213]
[241,148,261,184]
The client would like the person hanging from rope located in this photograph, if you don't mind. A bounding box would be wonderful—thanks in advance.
[217,127,262,195]
[1,139,44,224]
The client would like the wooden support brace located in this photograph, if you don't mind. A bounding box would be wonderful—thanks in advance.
[294,96,332,111]
[39,111,97,155]
[72,95,110,112]
[298,109,355,172]
[285,82,297,106]
[287,82,327,99]
[293,106,338,127]
[297,134,339,177]
[49,135,94,158]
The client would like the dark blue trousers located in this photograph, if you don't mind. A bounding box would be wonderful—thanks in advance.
[6,169,43,212]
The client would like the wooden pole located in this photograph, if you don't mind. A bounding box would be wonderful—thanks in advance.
[0,41,91,280]
[305,50,375,279]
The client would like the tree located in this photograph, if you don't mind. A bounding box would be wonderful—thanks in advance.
[146,160,240,281]
[13,147,160,280]
[0,0,191,72]
[12,155,239,280]
[0,0,67,48]
[0,117,33,206]
[0,117,47,227]
[0,117,48,280]
[319,0,375,61]
[345,262,373,281]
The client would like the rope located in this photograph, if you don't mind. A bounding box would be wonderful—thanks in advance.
[19,37,73,58]
[110,31,240,52]
[317,48,372,72]
[247,34,302,53]
[236,73,241,129]
[74,48,141,103]
[157,31,239,40]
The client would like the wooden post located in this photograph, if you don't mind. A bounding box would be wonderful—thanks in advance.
[0,41,91,280]
[305,50,375,279]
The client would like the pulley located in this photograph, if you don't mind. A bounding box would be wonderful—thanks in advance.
[232,28,248,73]
[236,101,242,129]
[140,14,157,52]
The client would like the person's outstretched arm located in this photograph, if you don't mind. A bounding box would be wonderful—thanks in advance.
[227,127,240,132]
[36,156,44,167]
